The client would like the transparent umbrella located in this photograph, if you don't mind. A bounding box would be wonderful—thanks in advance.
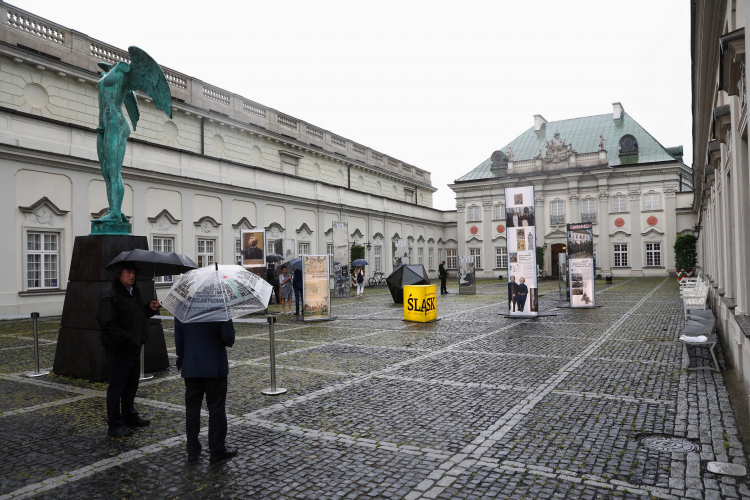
[162,264,273,323]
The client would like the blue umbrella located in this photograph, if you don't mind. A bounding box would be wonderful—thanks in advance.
[351,259,370,267]
[274,258,302,276]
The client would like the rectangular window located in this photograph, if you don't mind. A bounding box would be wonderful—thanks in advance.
[469,248,481,269]
[27,232,59,289]
[446,249,457,270]
[644,193,661,211]
[611,195,628,213]
[374,246,382,272]
[235,238,242,266]
[550,200,565,224]
[418,247,424,265]
[267,239,277,256]
[493,204,505,220]
[495,247,508,268]
[298,242,310,256]
[153,236,175,283]
[438,248,443,266]
[646,242,661,266]
[327,243,334,273]
[581,198,597,222]
[467,205,481,222]
[197,238,215,268]
[428,248,434,270]
[613,243,628,267]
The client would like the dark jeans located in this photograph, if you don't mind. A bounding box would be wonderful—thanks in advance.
[440,277,447,293]
[294,288,302,314]
[516,295,527,311]
[106,352,140,430]
[184,377,228,456]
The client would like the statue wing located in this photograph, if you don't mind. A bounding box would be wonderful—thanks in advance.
[127,46,172,120]
[123,91,140,131]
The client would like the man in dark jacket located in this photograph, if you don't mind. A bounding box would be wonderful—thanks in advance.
[292,267,304,315]
[176,318,237,463]
[266,264,280,305]
[97,262,160,438]
[438,261,449,294]
[508,275,518,312]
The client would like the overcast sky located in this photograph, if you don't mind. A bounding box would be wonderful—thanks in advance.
[21,0,691,211]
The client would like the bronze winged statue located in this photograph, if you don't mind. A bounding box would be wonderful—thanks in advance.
[94,46,172,229]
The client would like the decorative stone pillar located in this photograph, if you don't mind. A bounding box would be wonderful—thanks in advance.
[456,202,466,262]
[628,189,643,276]
[482,199,493,277]
[534,193,545,269]
[663,185,677,275]
[598,190,610,273]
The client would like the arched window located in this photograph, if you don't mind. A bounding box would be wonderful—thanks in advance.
[550,200,565,225]
[467,205,481,222]
[493,203,505,220]
[610,194,627,213]
[644,191,661,211]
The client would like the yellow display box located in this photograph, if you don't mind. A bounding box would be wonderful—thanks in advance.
[403,284,438,322]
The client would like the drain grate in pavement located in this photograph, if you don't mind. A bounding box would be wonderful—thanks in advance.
[639,435,699,453]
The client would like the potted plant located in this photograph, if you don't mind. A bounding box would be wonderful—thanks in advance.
[673,234,697,281]
[536,246,545,278]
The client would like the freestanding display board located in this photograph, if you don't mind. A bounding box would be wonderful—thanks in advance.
[241,229,266,279]
[392,238,409,267]
[282,238,295,260]
[302,255,331,320]
[567,223,596,308]
[505,186,539,317]
[332,222,349,297]
[403,284,438,322]
[458,255,476,295]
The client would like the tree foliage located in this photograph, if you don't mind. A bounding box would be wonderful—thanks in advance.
[350,245,366,275]
[536,246,545,270]
[673,234,697,271]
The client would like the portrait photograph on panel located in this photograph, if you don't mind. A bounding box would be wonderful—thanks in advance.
[505,206,535,228]
[241,230,265,268]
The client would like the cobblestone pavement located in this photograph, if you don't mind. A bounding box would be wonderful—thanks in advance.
[0,278,748,499]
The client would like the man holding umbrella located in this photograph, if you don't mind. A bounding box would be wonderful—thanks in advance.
[97,262,160,438]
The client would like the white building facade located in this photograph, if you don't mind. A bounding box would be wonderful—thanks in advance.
[0,3,457,316]
[450,105,696,279]
[692,0,750,409]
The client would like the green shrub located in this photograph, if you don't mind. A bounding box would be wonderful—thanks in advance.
[350,245,365,275]
[536,246,545,270]
[673,234,697,270]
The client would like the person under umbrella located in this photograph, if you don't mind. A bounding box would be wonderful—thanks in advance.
[162,264,272,463]
[355,266,365,298]
[97,262,160,438]
[266,263,280,305]
[292,265,304,315]
[279,265,293,315]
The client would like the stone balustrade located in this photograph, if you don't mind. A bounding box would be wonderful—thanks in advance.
[0,2,432,187]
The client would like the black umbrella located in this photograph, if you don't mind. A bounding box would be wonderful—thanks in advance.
[274,258,302,276]
[106,249,198,277]
[386,264,430,304]
[266,254,284,263]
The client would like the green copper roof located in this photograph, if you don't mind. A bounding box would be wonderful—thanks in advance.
[456,112,679,182]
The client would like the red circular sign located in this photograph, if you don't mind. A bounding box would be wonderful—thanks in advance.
[470,226,479,235]
[614,218,625,228]
[647,216,658,226]
[496,224,505,233]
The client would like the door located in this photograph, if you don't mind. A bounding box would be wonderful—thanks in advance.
[550,243,567,276]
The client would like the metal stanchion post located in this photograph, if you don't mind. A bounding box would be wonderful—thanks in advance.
[26,312,49,378]
[261,315,287,395]
[139,345,153,381]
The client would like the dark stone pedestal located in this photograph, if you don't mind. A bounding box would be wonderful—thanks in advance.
[53,235,170,382]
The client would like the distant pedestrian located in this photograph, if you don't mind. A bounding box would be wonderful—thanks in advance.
[279,266,293,315]
[439,261,449,294]
[355,267,365,298]
[97,262,160,438]
[175,318,237,463]
[266,264,279,305]
[293,266,304,315]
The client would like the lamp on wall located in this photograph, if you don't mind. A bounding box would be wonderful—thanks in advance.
[542,242,547,252]
[692,225,702,238]
[366,242,372,251]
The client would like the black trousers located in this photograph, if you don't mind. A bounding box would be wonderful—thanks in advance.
[294,288,302,314]
[106,352,140,430]
[184,377,228,455]
[440,276,447,293]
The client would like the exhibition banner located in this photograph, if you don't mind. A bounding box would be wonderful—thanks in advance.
[282,238,295,260]
[567,223,596,308]
[241,229,266,279]
[392,238,409,268]
[302,255,331,320]
[458,255,476,295]
[505,186,539,317]
[332,221,350,297]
